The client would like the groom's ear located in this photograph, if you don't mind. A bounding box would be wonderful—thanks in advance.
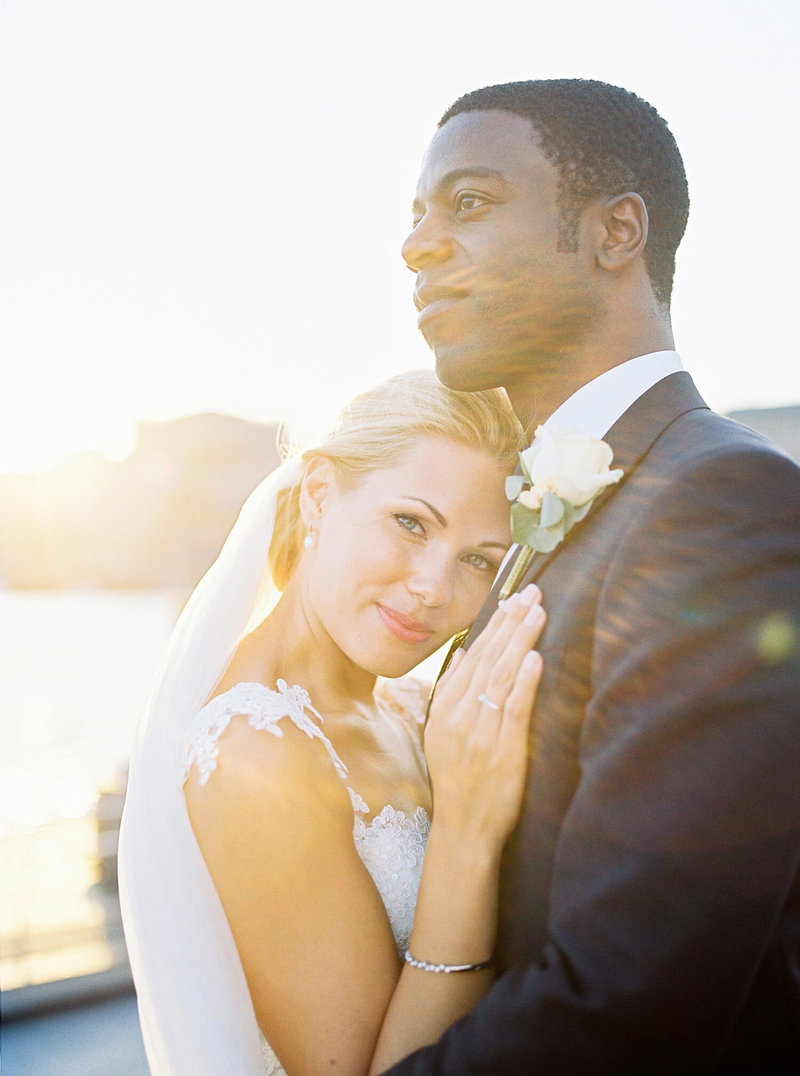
[299,455,338,524]
[595,192,649,273]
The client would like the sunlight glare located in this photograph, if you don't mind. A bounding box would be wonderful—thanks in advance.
[0,402,138,474]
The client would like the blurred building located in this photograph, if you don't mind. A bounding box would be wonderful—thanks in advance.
[727,404,800,466]
[0,414,281,589]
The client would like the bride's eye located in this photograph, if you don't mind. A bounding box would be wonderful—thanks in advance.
[463,551,494,572]
[393,513,426,537]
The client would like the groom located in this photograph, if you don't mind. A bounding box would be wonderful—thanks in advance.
[386,80,800,1072]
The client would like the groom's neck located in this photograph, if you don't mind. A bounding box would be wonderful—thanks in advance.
[506,316,675,432]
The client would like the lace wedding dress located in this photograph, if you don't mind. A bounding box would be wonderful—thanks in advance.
[119,461,433,1075]
[182,678,432,1076]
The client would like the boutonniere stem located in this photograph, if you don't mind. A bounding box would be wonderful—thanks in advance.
[498,426,623,601]
[498,547,535,601]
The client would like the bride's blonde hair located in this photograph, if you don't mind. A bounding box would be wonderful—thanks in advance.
[268,369,525,590]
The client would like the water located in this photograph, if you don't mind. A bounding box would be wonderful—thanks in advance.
[0,587,442,994]
[0,589,180,833]
[2,992,149,1076]
[0,590,181,994]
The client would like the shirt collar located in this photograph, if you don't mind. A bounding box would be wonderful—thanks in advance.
[544,351,684,439]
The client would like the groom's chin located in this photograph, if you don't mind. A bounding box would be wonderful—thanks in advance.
[433,347,503,394]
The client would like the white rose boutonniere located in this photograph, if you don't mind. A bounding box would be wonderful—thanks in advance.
[499,426,624,599]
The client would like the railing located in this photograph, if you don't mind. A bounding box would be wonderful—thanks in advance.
[1,780,133,1021]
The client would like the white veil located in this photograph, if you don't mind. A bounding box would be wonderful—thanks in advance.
[118,458,303,1075]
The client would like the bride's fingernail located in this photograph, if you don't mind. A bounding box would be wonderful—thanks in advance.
[519,584,539,607]
[524,603,545,626]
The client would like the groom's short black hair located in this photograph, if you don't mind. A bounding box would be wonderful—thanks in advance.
[439,79,689,309]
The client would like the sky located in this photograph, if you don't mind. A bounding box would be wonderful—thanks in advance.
[2,0,798,472]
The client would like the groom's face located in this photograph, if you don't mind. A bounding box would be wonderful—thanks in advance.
[402,109,601,393]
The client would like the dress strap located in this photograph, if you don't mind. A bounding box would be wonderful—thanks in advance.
[182,680,351,788]
[348,788,369,815]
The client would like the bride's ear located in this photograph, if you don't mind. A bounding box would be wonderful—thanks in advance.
[299,455,338,527]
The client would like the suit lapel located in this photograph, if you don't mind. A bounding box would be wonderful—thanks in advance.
[464,372,708,647]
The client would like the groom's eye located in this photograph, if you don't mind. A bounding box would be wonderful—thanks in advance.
[454,191,488,215]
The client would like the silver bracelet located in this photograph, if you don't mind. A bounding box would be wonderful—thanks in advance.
[403,950,493,974]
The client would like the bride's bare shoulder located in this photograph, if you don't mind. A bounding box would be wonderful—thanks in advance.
[184,692,353,829]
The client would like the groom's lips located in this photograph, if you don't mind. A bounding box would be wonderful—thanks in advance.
[414,284,467,326]
[376,604,434,644]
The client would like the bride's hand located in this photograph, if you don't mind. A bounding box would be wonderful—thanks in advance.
[424,584,545,848]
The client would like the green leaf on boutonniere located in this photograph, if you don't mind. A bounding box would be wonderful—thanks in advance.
[505,474,526,501]
[538,490,564,528]
[510,490,602,556]
[563,497,595,531]
[510,501,564,553]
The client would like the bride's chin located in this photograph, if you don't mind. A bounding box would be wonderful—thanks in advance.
[368,659,417,680]
[364,648,434,681]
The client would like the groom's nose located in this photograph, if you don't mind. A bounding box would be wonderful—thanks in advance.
[401,213,453,272]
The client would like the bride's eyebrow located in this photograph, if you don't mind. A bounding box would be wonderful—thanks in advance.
[400,498,508,550]
[402,497,446,526]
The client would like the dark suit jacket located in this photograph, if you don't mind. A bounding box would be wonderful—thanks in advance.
[384,373,800,1074]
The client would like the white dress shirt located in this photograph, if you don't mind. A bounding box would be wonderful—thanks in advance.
[495,351,684,579]
[545,350,684,439]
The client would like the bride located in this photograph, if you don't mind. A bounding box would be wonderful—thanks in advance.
[118,370,546,1075]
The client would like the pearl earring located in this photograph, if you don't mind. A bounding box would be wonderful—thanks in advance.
[303,524,316,550]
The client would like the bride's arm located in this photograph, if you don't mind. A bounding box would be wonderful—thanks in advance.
[185,586,544,1076]
[369,584,543,1072]
[185,713,400,1074]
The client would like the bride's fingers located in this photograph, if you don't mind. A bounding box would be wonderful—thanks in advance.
[458,586,538,670]
[448,586,542,694]
[464,590,546,710]
[481,587,543,666]
[477,585,542,647]
[466,633,544,755]
[428,586,545,732]
[467,640,543,767]
[497,648,543,750]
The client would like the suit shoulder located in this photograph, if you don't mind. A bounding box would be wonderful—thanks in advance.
[651,406,800,494]
[608,409,800,566]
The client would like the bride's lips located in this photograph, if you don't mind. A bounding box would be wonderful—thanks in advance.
[413,284,467,327]
[376,604,434,644]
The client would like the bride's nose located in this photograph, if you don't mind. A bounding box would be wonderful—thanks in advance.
[406,553,453,608]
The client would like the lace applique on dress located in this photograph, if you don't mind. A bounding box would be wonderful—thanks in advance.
[181,679,348,786]
[354,804,430,953]
[183,680,431,1076]
[375,676,430,742]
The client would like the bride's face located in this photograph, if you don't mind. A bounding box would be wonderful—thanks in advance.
[302,434,512,677]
